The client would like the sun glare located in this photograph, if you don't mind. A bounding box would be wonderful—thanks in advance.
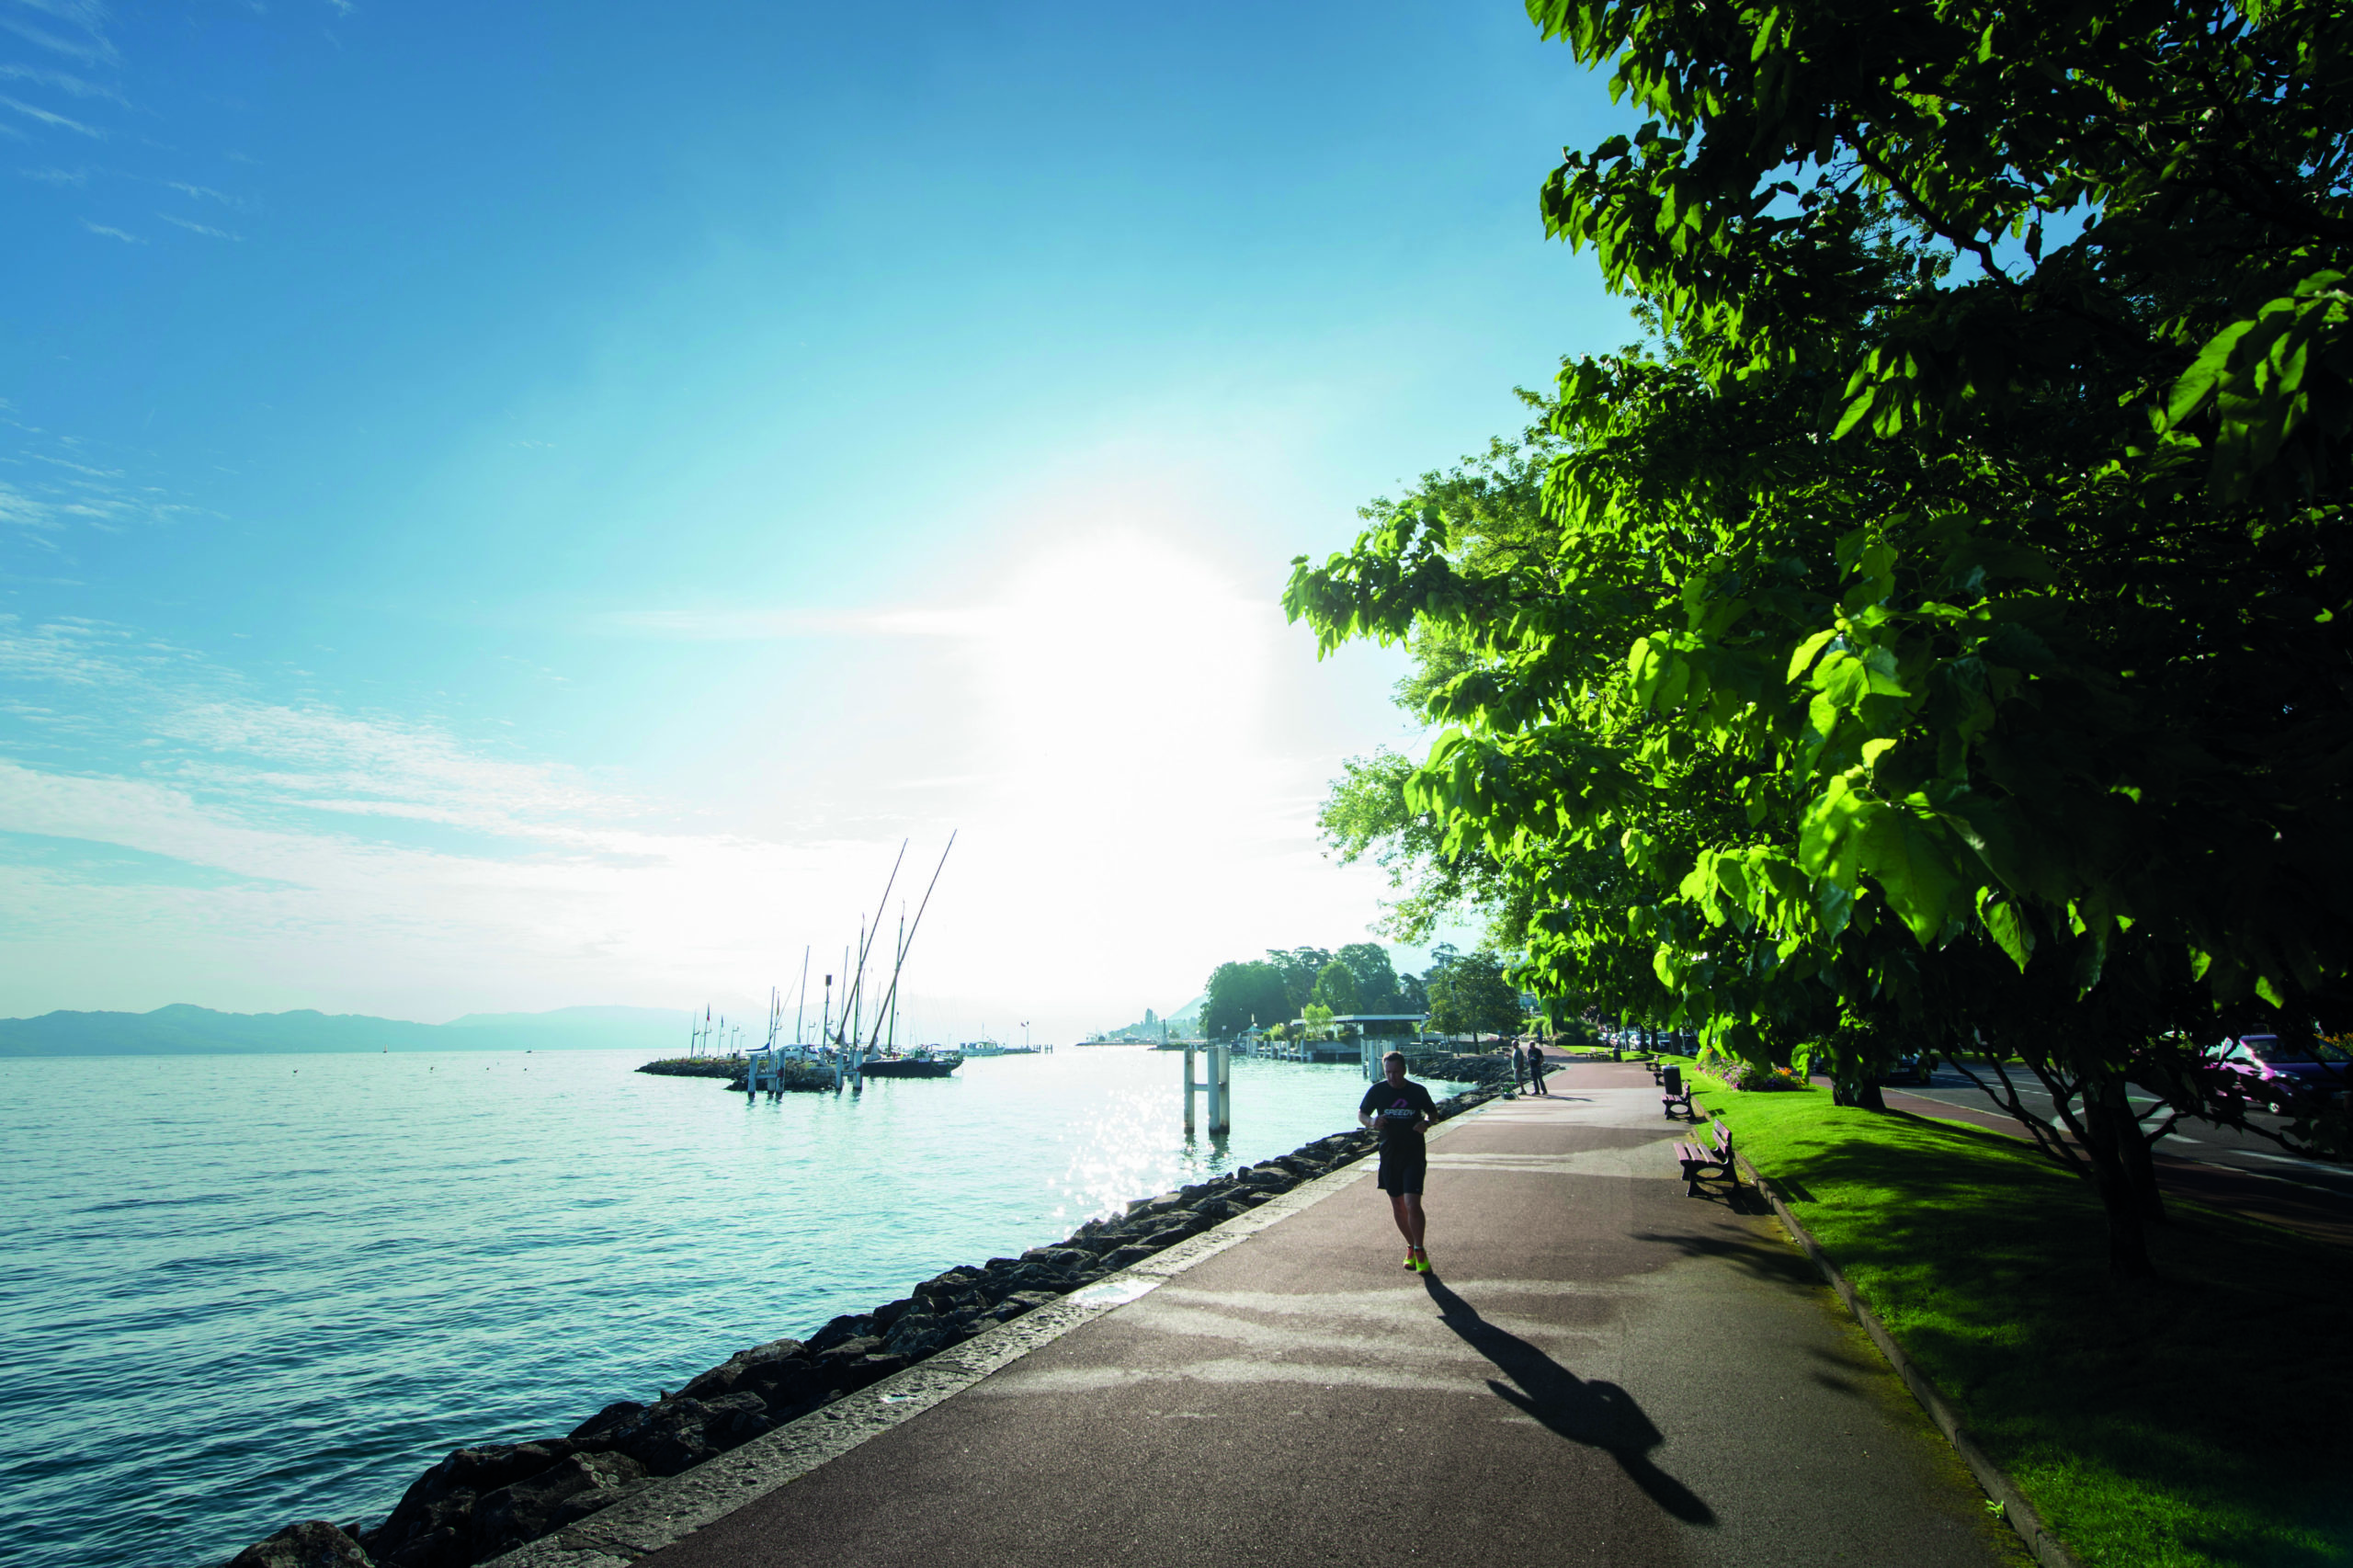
[977,531,1271,773]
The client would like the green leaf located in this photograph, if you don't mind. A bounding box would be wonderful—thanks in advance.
[1787,628,1837,683]
[1976,888,2034,971]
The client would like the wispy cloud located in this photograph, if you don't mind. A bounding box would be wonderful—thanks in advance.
[156,210,238,240]
[0,426,203,537]
[0,611,913,1010]
[2,0,119,65]
[163,179,241,206]
[3,94,100,136]
[0,61,127,106]
[0,482,65,530]
[76,217,139,242]
[18,163,85,183]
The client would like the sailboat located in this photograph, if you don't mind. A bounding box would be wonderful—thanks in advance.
[856,837,963,1078]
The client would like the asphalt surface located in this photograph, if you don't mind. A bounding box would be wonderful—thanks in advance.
[1881,1065,2353,1244]
[634,1063,2018,1568]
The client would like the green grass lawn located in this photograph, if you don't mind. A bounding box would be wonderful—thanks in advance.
[1665,1063,2351,1568]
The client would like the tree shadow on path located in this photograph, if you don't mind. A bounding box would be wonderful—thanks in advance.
[1422,1274,1715,1525]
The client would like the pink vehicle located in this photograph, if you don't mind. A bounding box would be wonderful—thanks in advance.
[2215,1035,2352,1106]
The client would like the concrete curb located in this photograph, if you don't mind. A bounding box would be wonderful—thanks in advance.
[479,1104,1506,1568]
[1733,1151,2081,1568]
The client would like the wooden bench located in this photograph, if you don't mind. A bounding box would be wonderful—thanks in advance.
[1673,1119,1739,1197]
[1659,1065,1695,1119]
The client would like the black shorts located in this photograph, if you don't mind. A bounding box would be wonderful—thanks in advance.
[1377,1142,1427,1195]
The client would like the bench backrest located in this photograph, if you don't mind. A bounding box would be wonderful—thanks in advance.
[1710,1118,1732,1150]
[1662,1065,1684,1094]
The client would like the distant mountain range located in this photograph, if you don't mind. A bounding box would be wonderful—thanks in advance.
[0,1003,690,1058]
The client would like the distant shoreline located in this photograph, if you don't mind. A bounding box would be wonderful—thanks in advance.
[0,1002,684,1059]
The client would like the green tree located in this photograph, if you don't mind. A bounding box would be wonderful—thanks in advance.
[1202,961,1292,1040]
[1333,942,1400,1012]
[1425,949,1525,1046]
[1266,948,1333,1016]
[1289,0,2353,1276]
[1311,960,1361,1016]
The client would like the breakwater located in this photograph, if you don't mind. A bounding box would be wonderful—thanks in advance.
[633,1056,742,1080]
[223,1085,1498,1567]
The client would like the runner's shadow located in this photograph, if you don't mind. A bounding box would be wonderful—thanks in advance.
[1422,1275,1715,1526]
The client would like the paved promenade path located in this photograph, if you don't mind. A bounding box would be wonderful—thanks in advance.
[636,1062,2016,1568]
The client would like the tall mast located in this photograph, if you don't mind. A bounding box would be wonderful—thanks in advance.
[835,840,908,1043]
[795,947,811,1045]
[867,831,956,1048]
[889,904,904,1051]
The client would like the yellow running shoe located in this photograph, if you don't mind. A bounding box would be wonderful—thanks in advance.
[1413,1249,1432,1274]
[1403,1250,1418,1269]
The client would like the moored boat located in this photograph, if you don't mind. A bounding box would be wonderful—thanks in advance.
[859,1050,961,1078]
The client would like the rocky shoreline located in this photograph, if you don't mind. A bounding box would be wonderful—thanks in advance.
[222,1086,1501,1568]
[633,1056,743,1081]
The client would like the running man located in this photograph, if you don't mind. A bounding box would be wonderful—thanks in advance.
[1358,1051,1438,1273]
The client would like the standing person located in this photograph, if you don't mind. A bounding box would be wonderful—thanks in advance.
[1526,1040,1549,1096]
[1358,1052,1438,1273]
[1510,1039,1528,1094]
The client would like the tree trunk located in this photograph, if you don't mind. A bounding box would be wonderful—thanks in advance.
[1855,1079,1887,1112]
[2120,1128,2167,1224]
[2086,1076,2167,1224]
[2081,1074,2159,1278]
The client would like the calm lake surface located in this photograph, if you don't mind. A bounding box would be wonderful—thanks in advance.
[0,1045,1371,1568]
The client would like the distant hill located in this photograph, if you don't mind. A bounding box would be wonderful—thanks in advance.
[0,1003,689,1058]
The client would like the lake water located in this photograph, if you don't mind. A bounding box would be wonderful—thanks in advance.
[0,1046,1373,1568]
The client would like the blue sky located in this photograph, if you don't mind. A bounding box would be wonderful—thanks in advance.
[0,0,1634,1037]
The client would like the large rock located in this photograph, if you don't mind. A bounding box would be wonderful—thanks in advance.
[566,1402,645,1447]
[365,1442,575,1568]
[884,1311,945,1358]
[1022,1245,1097,1271]
[991,1290,1059,1323]
[803,1312,875,1353]
[677,1336,806,1403]
[817,1335,883,1364]
[469,1451,649,1558]
[225,1520,375,1568]
[607,1392,771,1476]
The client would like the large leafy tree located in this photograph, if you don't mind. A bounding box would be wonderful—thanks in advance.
[1202,961,1293,1040]
[1312,960,1362,1016]
[1426,950,1529,1044]
[1290,0,2353,1276]
[1334,941,1403,1012]
[1266,948,1335,1016]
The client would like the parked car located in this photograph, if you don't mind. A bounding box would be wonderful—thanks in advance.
[1886,1052,1932,1085]
[2217,1035,2351,1104]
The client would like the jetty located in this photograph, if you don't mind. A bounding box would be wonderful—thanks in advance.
[471,1057,2016,1568]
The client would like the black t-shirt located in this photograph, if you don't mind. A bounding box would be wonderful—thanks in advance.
[1359,1078,1438,1148]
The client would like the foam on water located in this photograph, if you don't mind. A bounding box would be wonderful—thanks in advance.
[0,1046,1369,1568]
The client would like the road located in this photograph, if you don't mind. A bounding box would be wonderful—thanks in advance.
[1882,1062,2353,1243]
